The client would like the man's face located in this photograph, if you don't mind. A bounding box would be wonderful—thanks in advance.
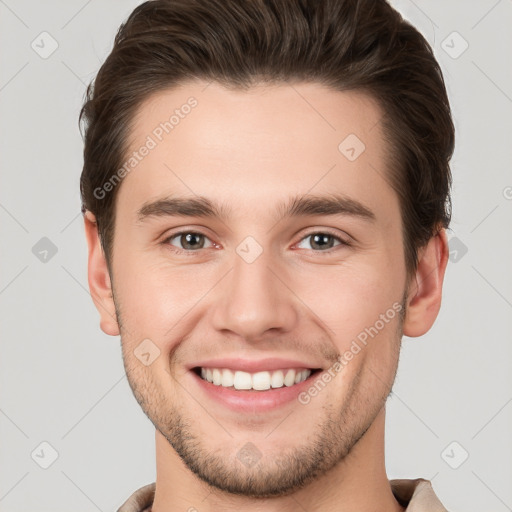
[109,81,409,496]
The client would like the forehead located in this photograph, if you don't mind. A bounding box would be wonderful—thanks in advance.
[118,80,397,224]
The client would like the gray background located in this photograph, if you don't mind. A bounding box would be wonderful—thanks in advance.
[1,1,511,510]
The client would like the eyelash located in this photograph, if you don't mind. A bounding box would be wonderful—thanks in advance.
[161,229,351,255]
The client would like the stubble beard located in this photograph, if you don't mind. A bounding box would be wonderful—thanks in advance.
[116,291,406,498]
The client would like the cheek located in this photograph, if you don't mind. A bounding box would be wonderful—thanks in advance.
[308,273,403,392]
[291,260,403,342]
[113,229,405,362]
[112,252,214,343]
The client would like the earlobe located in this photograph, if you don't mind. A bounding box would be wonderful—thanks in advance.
[83,211,120,336]
[402,228,449,337]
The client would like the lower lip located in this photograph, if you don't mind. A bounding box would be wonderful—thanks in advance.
[190,370,319,413]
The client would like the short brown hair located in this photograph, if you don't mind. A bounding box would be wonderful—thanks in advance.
[80,0,454,276]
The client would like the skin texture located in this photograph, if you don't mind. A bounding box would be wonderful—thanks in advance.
[84,81,448,512]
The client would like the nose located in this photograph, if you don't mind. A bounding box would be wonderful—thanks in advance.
[210,246,299,342]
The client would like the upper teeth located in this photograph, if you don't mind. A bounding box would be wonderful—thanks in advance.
[199,368,312,390]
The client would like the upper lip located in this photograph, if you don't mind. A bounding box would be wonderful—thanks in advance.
[188,358,323,373]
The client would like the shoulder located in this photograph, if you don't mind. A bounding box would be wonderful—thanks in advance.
[390,478,449,511]
[117,482,156,512]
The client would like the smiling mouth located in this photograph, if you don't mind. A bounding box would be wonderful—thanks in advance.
[193,367,322,391]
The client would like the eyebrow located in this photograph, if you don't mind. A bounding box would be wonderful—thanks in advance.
[136,193,376,224]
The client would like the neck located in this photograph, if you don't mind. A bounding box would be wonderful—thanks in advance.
[152,407,405,512]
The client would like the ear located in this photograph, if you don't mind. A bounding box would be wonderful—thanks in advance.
[83,211,120,336]
[402,228,449,337]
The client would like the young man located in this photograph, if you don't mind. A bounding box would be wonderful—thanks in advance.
[80,0,454,510]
